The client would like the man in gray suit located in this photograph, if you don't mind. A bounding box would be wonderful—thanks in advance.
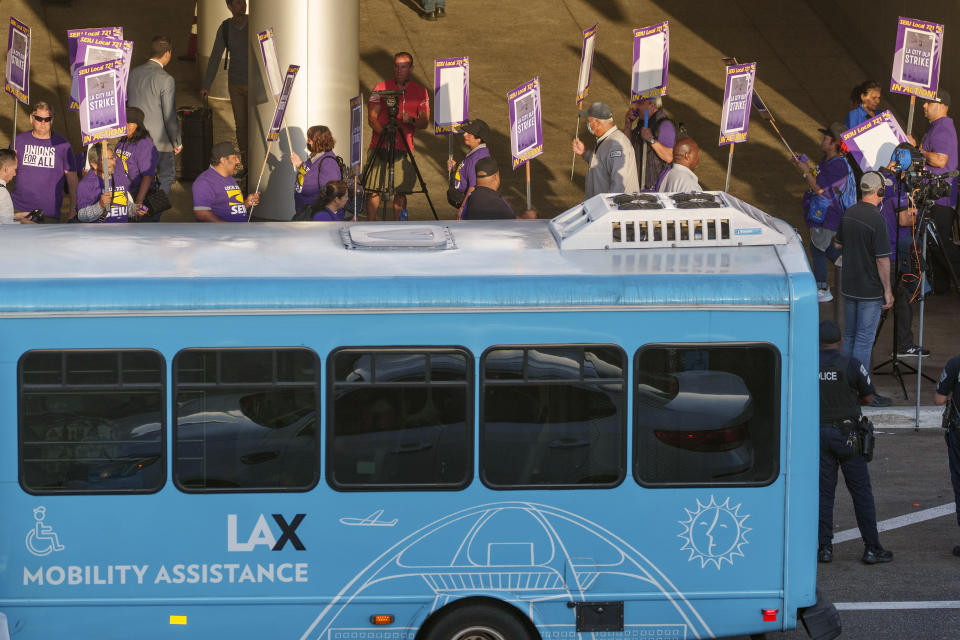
[127,35,182,194]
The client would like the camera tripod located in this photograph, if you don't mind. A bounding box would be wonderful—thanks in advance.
[360,111,438,222]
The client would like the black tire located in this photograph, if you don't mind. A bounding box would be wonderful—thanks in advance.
[422,602,534,640]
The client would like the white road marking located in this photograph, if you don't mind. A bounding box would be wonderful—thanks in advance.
[835,601,960,611]
[833,503,956,544]
[862,405,945,429]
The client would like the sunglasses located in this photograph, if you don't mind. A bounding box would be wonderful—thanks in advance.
[32,115,53,122]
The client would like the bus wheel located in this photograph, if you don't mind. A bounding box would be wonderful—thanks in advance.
[423,603,533,640]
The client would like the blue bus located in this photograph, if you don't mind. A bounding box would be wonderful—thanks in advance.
[0,192,837,640]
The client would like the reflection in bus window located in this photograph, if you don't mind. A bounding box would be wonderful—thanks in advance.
[19,350,165,494]
[634,344,780,486]
[328,349,471,490]
[173,349,319,492]
[481,346,626,488]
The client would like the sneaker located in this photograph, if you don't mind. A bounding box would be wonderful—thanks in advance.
[862,546,894,564]
[869,393,892,407]
[817,287,833,303]
[422,10,437,20]
[898,345,930,357]
[818,545,833,563]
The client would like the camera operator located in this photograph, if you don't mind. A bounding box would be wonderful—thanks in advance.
[365,51,429,221]
[818,320,893,565]
[934,354,960,558]
[910,91,959,261]
[0,149,37,224]
[833,171,894,405]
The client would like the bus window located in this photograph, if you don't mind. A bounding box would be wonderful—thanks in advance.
[173,348,319,492]
[634,343,780,486]
[480,345,626,489]
[327,348,472,490]
[18,350,165,494]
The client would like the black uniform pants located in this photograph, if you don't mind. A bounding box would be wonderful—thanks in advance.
[819,425,880,549]
[947,428,960,529]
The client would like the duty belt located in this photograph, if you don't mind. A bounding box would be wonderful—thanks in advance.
[827,418,859,434]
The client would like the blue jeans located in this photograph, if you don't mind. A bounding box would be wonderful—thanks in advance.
[842,297,882,371]
[156,151,175,195]
[811,243,841,288]
[423,0,446,10]
[819,425,880,548]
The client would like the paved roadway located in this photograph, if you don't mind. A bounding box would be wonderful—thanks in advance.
[727,407,960,640]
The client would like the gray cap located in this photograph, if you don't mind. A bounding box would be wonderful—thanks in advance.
[860,171,893,193]
[578,102,613,119]
[818,122,847,141]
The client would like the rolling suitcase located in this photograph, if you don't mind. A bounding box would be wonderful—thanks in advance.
[178,98,213,182]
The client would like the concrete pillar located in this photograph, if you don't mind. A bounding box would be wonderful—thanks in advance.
[197,0,237,99]
[247,0,359,220]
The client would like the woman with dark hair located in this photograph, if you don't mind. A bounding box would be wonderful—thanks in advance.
[845,80,882,129]
[290,125,342,211]
[76,144,137,223]
[114,107,159,214]
[309,180,348,221]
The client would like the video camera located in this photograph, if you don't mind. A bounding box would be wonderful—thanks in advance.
[372,89,405,120]
[892,142,958,204]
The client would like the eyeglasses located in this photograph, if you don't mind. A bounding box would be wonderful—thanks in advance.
[32,115,53,122]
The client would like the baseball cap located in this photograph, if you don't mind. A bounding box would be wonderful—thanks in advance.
[578,102,613,119]
[461,119,490,140]
[927,89,951,107]
[819,320,842,344]
[860,171,893,193]
[818,122,847,141]
[211,141,240,163]
[475,156,499,177]
[125,106,145,127]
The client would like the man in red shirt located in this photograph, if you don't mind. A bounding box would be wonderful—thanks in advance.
[365,51,430,220]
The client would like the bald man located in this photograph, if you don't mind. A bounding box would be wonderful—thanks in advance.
[658,137,702,192]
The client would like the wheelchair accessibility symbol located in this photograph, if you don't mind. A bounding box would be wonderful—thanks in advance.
[25,506,65,557]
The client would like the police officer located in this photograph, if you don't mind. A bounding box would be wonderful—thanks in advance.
[818,320,894,564]
[934,353,960,557]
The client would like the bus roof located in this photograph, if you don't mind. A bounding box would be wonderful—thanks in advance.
[0,213,812,315]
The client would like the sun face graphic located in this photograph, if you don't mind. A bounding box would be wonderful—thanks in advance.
[678,496,751,569]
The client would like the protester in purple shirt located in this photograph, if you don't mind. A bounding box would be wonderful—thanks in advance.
[290,125,342,211]
[792,123,852,302]
[114,107,159,212]
[307,180,348,222]
[916,91,958,208]
[446,119,492,218]
[192,141,260,222]
[76,144,136,223]
[11,102,78,220]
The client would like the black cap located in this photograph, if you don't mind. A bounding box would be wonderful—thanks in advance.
[475,156,499,177]
[819,320,842,344]
[461,119,490,141]
[928,89,951,107]
[818,122,847,141]
[211,141,240,163]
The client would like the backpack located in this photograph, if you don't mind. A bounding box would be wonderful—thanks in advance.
[804,156,855,225]
[447,166,466,208]
[291,154,361,221]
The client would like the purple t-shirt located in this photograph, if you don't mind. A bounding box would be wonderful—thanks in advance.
[656,119,676,149]
[311,207,345,222]
[76,170,132,223]
[877,170,910,259]
[115,137,159,201]
[191,166,248,222]
[11,131,76,218]
[294,151,341,210]
[812,155,850,230]
[921,115,958,207]
[452,145,491,193]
